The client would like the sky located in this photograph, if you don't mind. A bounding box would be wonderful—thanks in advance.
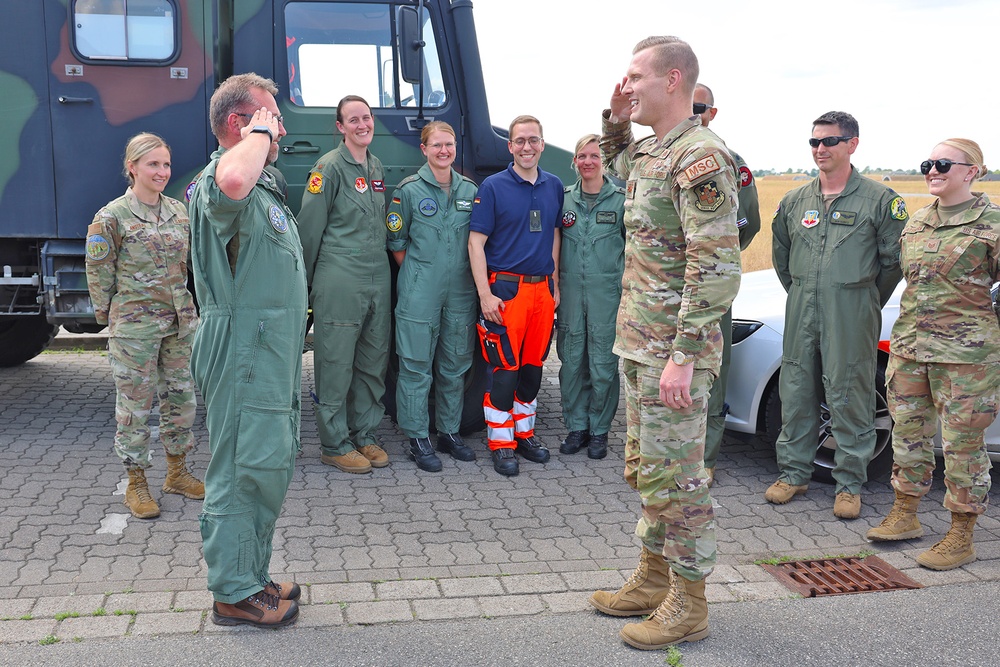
[474,0,1000,173]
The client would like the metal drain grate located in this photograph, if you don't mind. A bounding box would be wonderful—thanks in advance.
[762,555,923,597]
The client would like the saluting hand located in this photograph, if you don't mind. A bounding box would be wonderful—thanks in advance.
[609,77,632,124]
[240,107,280,142]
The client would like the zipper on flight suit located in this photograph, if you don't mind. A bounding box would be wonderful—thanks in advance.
[246,320,265,383]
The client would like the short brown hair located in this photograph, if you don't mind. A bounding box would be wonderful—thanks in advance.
[209,73,279,140]
[813,111,859,139]
[632,36,699,92]
[509,115,543,138]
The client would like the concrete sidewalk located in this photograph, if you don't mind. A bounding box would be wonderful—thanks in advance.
[0,344,997,647]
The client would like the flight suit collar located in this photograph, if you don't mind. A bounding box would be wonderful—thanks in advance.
[808,165,864,200]
[567,174,620,207]
[415,162,458,190]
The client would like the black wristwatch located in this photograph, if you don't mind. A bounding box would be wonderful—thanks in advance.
[250,125,273,141]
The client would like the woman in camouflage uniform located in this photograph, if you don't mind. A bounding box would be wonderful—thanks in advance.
[85,133,202,520]
[867,138,1000,570]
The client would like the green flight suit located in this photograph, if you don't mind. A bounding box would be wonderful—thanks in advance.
[555,175,626,436]
[705,150,761,468]
[188,149,308,604]
[386,164,478,437]
[771,167,906,494]
[298,142,389,456]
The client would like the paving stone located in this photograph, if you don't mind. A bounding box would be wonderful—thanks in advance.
[0,599,35,620]
[477,594,544,617]
[413,598,480,621]
[376,579,440,600]
[31,594,106,617]
[728,581,799,601]
[499,573,567,595]
[130,610,204,636]
[105,591,174,613]
[345,600,413,624]
[311,582,375,604]
[172,590,214,611]
[56,614,131,640]
[440,577,504,598]
[294,604,345,627]
[0,619,58,644]
[540,592,591,613]
[560,570,625,592]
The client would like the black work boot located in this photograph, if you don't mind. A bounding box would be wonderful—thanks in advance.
[559,430,590,455]
[588,433,608,459]
[491,448,519,476]
[408,437,443,472]
[437,432,476,461]
[515,436,550,463]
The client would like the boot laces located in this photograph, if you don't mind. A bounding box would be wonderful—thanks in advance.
[881,501,911,526]
[133,476,155,503]
[622,553,648,589]
[248,590,281,611]
[650,586,685,624]
[933,526,970,554]
[172,466,200,486]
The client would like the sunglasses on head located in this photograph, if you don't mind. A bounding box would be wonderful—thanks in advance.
[693,102,713,115]
[920,159,975,175]
[808,136,855,148]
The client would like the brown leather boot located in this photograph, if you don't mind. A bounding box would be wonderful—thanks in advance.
[264,580,301,601]
[212,590,299,627]
[916,512,978,571]
[124,467,160,519]
[620,574,709,650]
[162,453,205,499]
[589,547,673,616]
[866,489,922,541]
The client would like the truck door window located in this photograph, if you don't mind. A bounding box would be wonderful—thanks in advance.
[285,2,446,109]
[72,0,178,62]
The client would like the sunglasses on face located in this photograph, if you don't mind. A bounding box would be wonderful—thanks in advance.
[920,159,975,175]
[808,136,855,148]
[693,102,713,115]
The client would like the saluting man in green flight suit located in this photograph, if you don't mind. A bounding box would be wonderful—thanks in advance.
[386,121,479,472]
[298,95,391,474]
[556,133,626,461]
[188,73,306,629]
[693,84,761,486]
[767,111,906,520]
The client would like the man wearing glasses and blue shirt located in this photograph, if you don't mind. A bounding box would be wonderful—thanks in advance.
[767,111,907,519]
[469,115,564,476]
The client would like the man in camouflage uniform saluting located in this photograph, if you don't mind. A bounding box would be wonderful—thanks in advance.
[588,36,741,650]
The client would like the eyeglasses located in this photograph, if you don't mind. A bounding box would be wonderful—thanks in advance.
[511,136,542,147]
[693,103,713,114]
[920,159,975,175]
[808,136,855,148]
[426,142,456,150]
[236,112,285,125]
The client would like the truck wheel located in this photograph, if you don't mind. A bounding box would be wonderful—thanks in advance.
[0,315,59,367]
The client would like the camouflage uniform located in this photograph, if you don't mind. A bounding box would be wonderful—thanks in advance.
[704,149,760,469]
[601,112,741,581]
[887,194,1000,514]
[556,175,626,437]
[85,188,198,469]
[771,167,906,494]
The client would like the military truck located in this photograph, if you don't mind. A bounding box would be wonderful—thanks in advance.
[0,0,572,369]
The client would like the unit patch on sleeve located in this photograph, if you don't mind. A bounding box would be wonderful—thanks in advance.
[890,196,908,221]
[386,212,403,233]
[307,172,324,194]
[684,154,722,183]
[694,181,724,212]
[86,234,111,261]
[739,166,753,188]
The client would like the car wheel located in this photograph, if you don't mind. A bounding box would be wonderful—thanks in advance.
[760,361,894,484]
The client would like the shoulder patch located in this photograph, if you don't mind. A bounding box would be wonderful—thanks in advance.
[890,196,908,221]
[86,234,111,261]
[307,172,324,195]
[739,166,753,188]
[694,181,724,212]
[268,205,289,233]
[684,153,723,183]
[386,212,403,233]
[185,179,197,202]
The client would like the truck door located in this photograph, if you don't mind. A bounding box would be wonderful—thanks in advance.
[271,0,460,210]
[43,0,211,236]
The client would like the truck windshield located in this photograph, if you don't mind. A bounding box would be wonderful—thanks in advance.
[285,1,446,109]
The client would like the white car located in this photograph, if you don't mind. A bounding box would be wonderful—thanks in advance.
[725,269,1000,482]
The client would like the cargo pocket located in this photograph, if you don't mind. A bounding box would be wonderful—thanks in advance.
[235,406,295,469]
[477,316,517,370]
[396,315,434,364]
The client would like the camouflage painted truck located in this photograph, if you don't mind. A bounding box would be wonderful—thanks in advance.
[1,0,571,429]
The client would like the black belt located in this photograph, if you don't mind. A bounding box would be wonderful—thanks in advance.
[494,272,547,284]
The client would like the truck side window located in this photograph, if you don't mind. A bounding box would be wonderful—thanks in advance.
[285,1,447,109]
[72,0,177,62]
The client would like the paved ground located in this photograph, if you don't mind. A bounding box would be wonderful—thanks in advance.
[0,339,997,653]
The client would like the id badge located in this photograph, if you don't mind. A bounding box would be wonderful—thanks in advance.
[529,209,542,232]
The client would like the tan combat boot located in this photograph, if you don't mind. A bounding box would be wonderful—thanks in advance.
[589,547,673,616]
[619,573,709,650]
[163,453,205,499]
[916,512,978,571]
[125,467,160,519]
[866,489,923,541]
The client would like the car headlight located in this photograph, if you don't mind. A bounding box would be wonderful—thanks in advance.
[732,319,764,344]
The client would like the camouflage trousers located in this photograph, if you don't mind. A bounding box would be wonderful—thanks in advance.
[108,334,196,469]
[886,354,997,515]
[623,359,716,581]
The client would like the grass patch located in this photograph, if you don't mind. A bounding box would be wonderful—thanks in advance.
[755,549,878,566]
[664,645,684,666]
[113,610,138,616]
[54,612,80,621]
[38,635,59,646]
[92,608,106,617]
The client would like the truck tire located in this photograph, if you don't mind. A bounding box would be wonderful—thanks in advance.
[0,315,59,367]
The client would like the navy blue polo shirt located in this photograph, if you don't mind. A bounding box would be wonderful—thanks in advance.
[470,163,564,276]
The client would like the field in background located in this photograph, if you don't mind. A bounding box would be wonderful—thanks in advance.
[741,176,1000,273]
